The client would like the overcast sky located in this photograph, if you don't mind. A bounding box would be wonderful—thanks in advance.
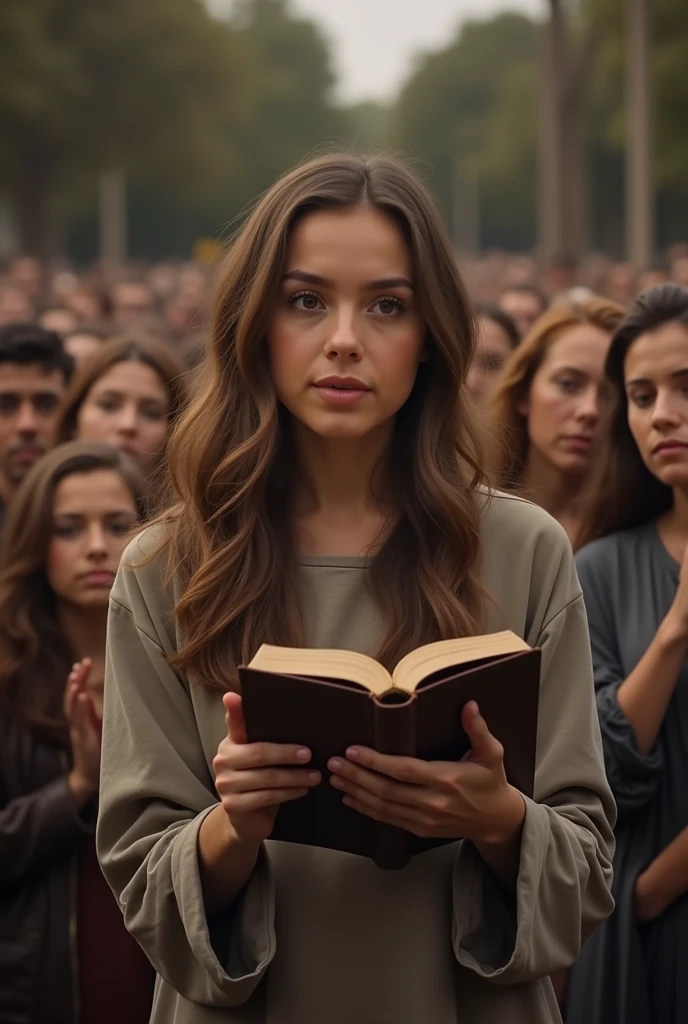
[292,0,543,102]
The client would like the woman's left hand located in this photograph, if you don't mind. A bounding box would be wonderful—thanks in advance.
[328,701,525,846]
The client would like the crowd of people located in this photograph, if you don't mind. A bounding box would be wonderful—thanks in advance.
[0,153,687,1024]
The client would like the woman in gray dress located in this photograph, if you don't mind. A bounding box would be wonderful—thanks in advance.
[568,283,688,1024]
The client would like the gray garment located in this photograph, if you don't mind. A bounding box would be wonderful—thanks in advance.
[96,492,615,1024]
[567,521,688,1024]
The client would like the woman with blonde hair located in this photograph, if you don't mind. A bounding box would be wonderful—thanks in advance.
[490,298,625,547]
[96,154,614,1024]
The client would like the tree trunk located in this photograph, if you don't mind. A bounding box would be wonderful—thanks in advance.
[12,154,55,263]
[538,0,568,260]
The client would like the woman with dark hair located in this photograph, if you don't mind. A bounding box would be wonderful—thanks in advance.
[489,297,625,547]
[57,334,187,480]
[467,302,520,404]
[96,154,614,1024]
[0,441,153,1024]
[567,284,688,1024]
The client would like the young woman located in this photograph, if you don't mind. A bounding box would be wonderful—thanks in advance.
[467,302,520,405]
[0,441,153,1024]
[97,154,615,1024]
[489,298,624,547]
[57,335,187,480]
[567,284,688,1024]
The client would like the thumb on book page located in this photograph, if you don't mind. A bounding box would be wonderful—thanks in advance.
[223,691,248,745]
[461,700,504,768]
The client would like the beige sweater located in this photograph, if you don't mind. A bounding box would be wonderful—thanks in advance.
[97,491,615,1024]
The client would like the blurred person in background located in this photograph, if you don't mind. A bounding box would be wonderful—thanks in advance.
[63,324,111,372]
[0,323,74,527]
[543,252,579,300]
[0,284,34,325]
[110,279,156,329]
[65,286,110,323]
[637,265,669,295]
[498,282,548,338]
[568,284,688,1024]
[467,302,520,405]
[490,298,624,548]
[7,255,43,305]
[670,255,688,289]
[603,262,638,307]
[39,304,79,337]
[0,441,153,1024]
[57,336,187,484]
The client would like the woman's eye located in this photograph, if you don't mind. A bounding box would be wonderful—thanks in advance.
[109,521,133,536]
[630,392,653,408]
[141,406,166,422]
[482,353,505,373]
[96,399,119,413]
[291,291,323,312]
[54,525,80,538]
[370,296,404,316]
[556,377,578,394]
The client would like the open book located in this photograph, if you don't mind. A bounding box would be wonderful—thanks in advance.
[239,630,540,870]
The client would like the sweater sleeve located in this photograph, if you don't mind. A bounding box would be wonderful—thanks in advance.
[96,591,276,1008]
[0,771,94,888]
[575,542,663,816]
[452,589,616,984]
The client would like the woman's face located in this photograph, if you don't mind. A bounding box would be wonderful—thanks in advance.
[625,321,688,490]
[76,360,170,474]
[46,469,138,611]
[521,322,612,475]
[266,207,425,444]
[467,317,513,404]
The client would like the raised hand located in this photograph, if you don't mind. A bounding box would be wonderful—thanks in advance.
[212,692,320,846]
[328,700,525,846]
[64,658,102,806]
[665,544,688,642]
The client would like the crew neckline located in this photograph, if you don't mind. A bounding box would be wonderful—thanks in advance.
[297,554,368,568]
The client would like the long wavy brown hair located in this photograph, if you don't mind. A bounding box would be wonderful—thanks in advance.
[0,442,144,742]
[489,297,625,488]
[577,283,688,548]
[154,153,490,691]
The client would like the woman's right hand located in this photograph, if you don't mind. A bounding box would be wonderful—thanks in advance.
[213,692,320,846]
[64,658,102,806]
[665,545,688,642]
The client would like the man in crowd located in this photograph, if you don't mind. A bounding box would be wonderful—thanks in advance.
[0,323,74,528]
[498,283,549,339]
[110,279,156,329]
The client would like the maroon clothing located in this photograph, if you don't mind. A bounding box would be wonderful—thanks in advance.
[77,836,154,1024]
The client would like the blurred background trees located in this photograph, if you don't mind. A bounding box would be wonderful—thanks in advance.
[0,0,686,260]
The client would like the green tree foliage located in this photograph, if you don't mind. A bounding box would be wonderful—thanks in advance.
[0,0,353,258]
[0,0,246,255]
[213,0,352,225]
[391,13,539,251]
[583,0,688,247]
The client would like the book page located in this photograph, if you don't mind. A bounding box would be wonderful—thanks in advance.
[247,644,393,694]
[392,630,530,692]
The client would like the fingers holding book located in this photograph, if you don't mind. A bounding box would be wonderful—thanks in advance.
[213,692,320,845]
[327,701,525,846]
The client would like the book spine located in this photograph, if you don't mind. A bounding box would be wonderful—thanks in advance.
[371,696,418,870]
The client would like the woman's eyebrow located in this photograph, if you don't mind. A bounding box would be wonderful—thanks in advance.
[282,269,414,290]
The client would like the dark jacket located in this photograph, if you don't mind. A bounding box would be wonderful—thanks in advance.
[0,712,94,1024]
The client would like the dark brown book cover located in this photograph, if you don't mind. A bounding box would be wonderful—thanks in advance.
[239,647,541,869]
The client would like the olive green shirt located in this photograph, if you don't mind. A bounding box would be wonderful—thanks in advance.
[97,491,615,1024]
